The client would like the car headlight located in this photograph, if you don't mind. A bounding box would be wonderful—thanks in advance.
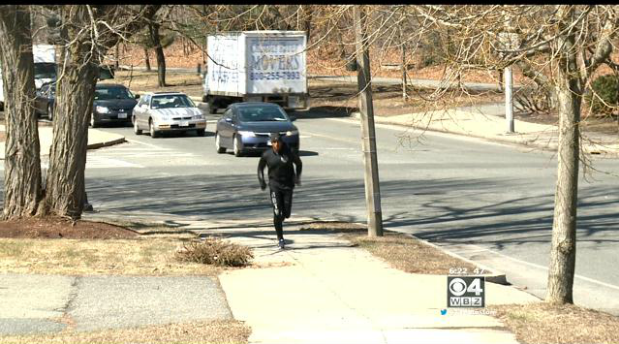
[96,106,109,114]
[286,130,299,136]
[238,130,255,137]
[193,114,204,120]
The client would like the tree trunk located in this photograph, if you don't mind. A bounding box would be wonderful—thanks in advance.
[144,47,151,71]
[114,43,119,69]
[498,68,504,92]
[149,22,166,87]
[38,5,100,219]
[0,6,43,219]
[400,27,407,101]
[302,5,312,42]
[546,27,581,305]
[37,5,161,220]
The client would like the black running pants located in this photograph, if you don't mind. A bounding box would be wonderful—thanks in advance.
[270,188,293,240]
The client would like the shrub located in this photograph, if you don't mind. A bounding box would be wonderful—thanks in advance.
[587,74,619,115]
[421,55,437,68]
[175,237,253,267]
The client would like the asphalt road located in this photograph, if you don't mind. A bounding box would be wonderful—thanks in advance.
[1,106,619,315]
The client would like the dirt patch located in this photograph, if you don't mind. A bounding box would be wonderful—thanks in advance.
[490,303,619,344]
[0,319,250,344]
[0,217,138,240]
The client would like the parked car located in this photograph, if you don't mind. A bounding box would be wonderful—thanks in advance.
[34,81,56,120]
[132,92,206,138]
[91,84,139,128]
[215,102,299,157]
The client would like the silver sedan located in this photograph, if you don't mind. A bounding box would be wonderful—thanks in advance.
[133,92,207,138]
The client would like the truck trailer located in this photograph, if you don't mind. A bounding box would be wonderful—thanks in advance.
[0,44,56,111]
[203,31,308,113]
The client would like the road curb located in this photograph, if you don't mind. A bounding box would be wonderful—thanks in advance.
[350,112,619,157]
[87,137,126,150]
[407,233,509,285]
[0,136,126,160]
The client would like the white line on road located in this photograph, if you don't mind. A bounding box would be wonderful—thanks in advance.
[86,157,143,169]
[457,242,619,292]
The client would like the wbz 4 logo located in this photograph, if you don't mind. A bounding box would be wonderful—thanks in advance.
[447,277,485,308]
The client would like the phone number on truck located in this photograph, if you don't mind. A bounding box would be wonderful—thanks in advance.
[250,71,301,81]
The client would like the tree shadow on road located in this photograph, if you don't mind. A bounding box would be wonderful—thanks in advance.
[1,172,617,253]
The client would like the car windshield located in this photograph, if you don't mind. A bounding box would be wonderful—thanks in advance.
[151,95,195,109]
[34,63,57,79]
[42,83,56,94]
[95,87,134,100]
[238,106,288,122]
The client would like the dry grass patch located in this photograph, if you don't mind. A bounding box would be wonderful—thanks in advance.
[176,237,254,267]
[104,219,197,237]
[0,319,250,344]
[346,232,478,274]
[300,221,479,274]
[490,303,619,344]
[102,70,203,97]
[308,80,504,117]
[299,221,367,233]
[0,237,220,276]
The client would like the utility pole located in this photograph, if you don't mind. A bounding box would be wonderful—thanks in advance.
[353,6,383,237]
[401,29,408,101]
[503,9,515,133]
[505,66,514,133]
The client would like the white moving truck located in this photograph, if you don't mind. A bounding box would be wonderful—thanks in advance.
[0,44,56,111]
[203,31,308,113]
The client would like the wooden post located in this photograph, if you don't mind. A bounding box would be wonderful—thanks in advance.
[353,6,383,237]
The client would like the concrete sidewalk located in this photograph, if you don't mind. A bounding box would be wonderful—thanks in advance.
[198,222,540,344]
[351,102,619,157]
[0,274,231,336]
[0,124,126,160]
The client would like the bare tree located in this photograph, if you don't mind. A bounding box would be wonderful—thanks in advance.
[0,5,43,219]
[410,5,619,304]
[144,6,173,87]
[38,5,160,219]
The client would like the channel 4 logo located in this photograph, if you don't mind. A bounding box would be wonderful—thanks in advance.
[447,276,485,308]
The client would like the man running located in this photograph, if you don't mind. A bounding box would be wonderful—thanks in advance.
[258,133,302,249]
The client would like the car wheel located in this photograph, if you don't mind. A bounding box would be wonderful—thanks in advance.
[90,114,98,128]
[215,133,226,154]
[149,119,159,138]
[47,104,53,121]
[134,118,142,135]
[207,98,217,114]
[233,134,244,157]
[197,129,206,137]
